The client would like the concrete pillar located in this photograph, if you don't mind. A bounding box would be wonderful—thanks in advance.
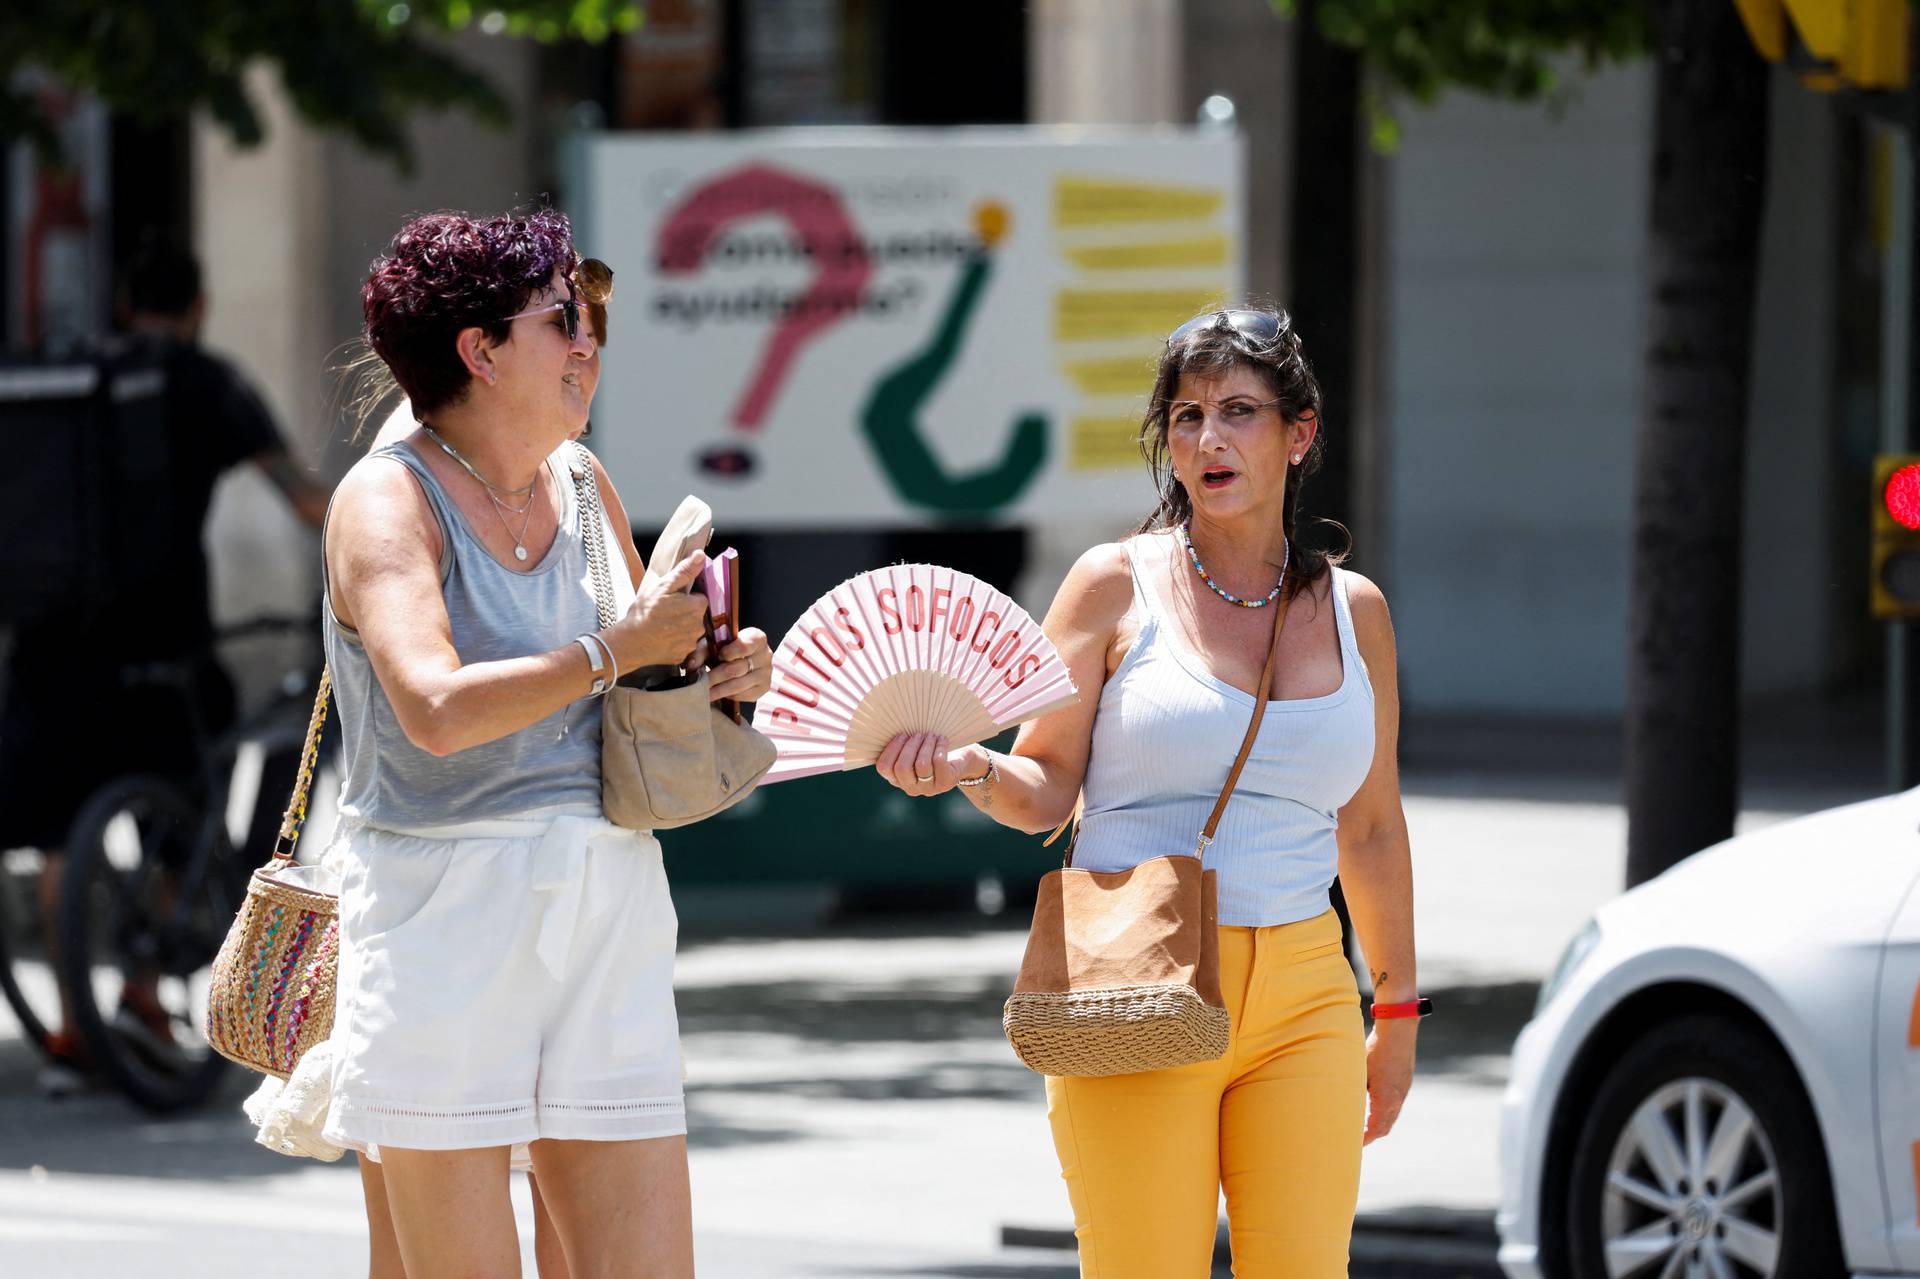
[1179,0,1294,306]
[1030,0,1183,127]
[193,65,331,653]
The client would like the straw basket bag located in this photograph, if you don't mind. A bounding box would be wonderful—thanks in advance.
[1001,581,1290,1078]
[205,669,339,1079]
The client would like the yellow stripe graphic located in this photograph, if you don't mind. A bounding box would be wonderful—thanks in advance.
[1056,290,1220,342]
[1061,356,1156,397]
[1055,177,1225,227]
[1070,417,1145,471]
[1064,235,1230,272]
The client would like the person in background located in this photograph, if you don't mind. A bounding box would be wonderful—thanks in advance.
[876,308,1419,1276]
[0,236,330,1096]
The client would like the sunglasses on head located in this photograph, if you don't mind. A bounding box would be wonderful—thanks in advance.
[1167,309,1286,349]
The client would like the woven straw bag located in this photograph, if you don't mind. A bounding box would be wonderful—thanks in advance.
[1002,584,1290,1077]
[205,669,338,1079]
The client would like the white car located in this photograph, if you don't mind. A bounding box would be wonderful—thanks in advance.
[1497,788,1920,1279]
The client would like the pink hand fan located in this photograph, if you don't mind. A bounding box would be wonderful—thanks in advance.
[752,564,1078,783]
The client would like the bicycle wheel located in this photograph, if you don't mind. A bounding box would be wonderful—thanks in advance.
[58,775,245,1111]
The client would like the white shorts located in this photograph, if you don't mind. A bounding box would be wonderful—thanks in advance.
[319,807,685,1158]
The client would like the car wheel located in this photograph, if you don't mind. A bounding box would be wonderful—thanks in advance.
[1564,1013,1843,1279]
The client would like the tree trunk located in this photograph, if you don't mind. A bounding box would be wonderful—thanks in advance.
[1624,2,1771,887]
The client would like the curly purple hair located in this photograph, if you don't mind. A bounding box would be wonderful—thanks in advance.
[362,207,576,419]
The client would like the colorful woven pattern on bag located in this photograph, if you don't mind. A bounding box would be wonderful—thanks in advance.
[206,872,340,1079]
[205,668,340,1079]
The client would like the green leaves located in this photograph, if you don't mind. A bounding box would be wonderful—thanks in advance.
[1273,0,1657,148]
[2,0,642,170]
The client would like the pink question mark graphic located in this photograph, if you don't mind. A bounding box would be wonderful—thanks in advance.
[656,164,873,477]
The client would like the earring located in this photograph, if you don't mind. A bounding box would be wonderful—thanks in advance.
[1291,454,1302,464]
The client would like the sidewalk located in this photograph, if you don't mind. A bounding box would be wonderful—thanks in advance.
[0,734,1887,1276]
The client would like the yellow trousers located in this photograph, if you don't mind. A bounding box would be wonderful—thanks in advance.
[1044,909,1367,1278]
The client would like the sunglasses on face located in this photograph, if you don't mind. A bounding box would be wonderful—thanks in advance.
[501,297,587,342]
[498,258,616,345]
[1167,309,1286,349]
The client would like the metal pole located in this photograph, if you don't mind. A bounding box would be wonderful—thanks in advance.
[1897,50,1920,789]
[1886,127,1913,789]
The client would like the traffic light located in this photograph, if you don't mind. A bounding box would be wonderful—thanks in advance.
[1873,454,1920,618]
[1734,0,1909,91]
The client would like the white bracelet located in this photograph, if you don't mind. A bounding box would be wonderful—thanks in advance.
[955,752,997,788]
[576,633,618,696]
[587,632,620,693]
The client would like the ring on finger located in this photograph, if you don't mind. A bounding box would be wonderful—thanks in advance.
[915,771,935,782]
[746,655,755,673]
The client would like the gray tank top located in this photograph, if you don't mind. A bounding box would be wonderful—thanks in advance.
[322,440,634,826]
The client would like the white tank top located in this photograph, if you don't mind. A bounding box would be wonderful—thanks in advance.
[1072,538,1377,928]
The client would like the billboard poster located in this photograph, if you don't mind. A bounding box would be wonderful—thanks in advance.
[572,129,1245,528]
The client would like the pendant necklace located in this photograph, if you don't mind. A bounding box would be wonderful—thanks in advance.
[424,425,539,562]
[1179,519,1288,608]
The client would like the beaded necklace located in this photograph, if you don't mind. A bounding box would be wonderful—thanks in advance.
[1179,520,1288,608]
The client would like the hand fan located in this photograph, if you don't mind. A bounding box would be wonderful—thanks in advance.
[751,564,1078,783]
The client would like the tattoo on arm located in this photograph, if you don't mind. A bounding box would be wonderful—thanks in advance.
[1373,970,1388,990]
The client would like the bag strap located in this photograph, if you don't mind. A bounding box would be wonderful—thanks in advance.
[1045,570,1293,867]
[270,666,333,865]
[1196,584,1291,858]
[571,442,618,630]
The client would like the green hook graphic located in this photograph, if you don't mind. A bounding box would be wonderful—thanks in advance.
[860,249,1049,519]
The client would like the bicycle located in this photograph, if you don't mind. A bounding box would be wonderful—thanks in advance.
[7,616,327,1111]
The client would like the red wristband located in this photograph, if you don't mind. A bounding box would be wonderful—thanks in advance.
[1369,997,1432,1019]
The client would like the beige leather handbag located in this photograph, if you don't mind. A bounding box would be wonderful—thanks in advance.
[1002,585,1290,1077]
[570,445,775,830]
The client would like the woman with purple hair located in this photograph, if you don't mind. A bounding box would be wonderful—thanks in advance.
[310,207,773,1277]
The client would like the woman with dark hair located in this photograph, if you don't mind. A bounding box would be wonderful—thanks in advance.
[875,309,1417,1275]
[314,207,772,1278]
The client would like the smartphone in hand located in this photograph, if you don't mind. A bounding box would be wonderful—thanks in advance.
[697,548,739,649]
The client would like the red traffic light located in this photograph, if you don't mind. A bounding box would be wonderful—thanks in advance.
[1887,464,1920,531]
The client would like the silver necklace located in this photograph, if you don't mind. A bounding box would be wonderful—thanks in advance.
[424,425,539,562]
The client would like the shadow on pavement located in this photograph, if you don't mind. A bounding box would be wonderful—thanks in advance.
[0,1035,319,1180]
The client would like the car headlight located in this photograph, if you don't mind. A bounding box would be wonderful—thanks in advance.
[1536,918,1600,1014]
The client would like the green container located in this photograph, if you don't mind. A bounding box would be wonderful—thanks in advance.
[658,742,1056,888]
